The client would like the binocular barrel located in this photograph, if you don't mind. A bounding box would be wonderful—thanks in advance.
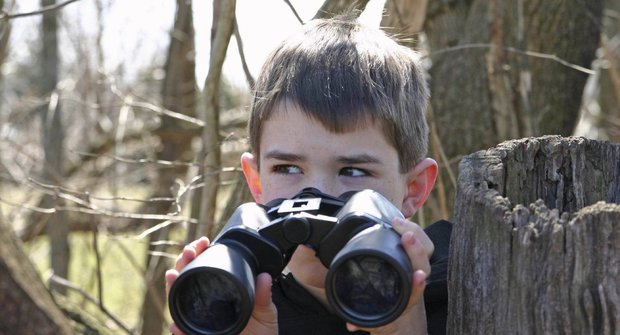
[168,189,412,335]
[326,223,412,327]
[168,243,256,335]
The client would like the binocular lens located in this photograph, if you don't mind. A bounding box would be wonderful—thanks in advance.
[325,224,412,327]
[169,243,257,334]
[331,255,402,317]
[174,271,244,333]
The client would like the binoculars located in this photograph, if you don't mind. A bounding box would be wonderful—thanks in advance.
[168,188,413,335]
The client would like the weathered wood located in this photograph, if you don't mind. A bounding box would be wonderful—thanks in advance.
[449,135,620,334]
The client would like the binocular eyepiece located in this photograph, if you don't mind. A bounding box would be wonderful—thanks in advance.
[168,188,413,335]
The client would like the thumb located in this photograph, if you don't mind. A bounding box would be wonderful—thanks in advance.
[242,273,278,334]
[252,273,277,321]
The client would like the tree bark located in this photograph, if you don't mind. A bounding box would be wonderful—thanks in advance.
[449,136,620,334]
[420,0,604,217]
[140,1,197,334]
[0,215,73,334]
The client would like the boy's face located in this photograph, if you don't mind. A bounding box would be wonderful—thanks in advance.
[242,102,415,214]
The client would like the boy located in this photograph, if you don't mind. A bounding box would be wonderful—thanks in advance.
[166,13,452,335]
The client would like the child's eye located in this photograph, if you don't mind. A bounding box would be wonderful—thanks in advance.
[340,167,369,177]
[272,164,302,175]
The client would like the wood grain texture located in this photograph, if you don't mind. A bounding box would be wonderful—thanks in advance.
[449,136,620,334]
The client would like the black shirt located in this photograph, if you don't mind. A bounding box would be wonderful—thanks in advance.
[272,220,452,335]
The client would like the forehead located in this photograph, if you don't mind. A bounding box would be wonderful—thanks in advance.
[259,104,398,162]
[263,99,385,135]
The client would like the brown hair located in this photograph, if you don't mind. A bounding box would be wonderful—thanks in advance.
[248,14,429,172]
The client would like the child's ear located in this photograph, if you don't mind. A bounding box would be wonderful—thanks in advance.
[401,158,438,218]
[241,152,262,203]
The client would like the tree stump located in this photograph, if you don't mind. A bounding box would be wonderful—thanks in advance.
[448,135,620,334]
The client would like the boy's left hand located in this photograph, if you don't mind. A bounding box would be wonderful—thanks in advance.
[346,217,434,335]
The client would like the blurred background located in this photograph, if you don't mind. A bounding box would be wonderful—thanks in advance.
[0,0,618,334]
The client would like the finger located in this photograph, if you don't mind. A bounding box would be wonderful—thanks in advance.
[170,322,185,335]
[165,269,179,296]
[410,269,427,306]
[191,236,210,255]
[255,273,272,303]
[392,217,434,259]
[175,237,210,272]
[401,230,432,275]
[253,273,275,319]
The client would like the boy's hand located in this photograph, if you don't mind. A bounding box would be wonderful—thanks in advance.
[165,237,279,335]
[345,217,434,335]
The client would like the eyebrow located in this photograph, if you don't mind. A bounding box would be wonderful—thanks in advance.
[265,150,381,165]
[336,154,382,165]
[264,150,306,162]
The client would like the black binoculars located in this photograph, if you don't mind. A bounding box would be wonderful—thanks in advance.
[168,188,413,335]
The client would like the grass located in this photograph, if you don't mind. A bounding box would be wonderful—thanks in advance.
[26,230,156,333]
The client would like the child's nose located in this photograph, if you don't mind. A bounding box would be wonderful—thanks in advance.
[301,176,338,197]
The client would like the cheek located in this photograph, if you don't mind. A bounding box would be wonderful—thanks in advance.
[256,175,298,203]
[369,179,408,209]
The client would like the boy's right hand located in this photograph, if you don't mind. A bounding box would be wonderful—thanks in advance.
[165,237,279,335]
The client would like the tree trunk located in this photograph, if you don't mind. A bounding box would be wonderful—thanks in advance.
[380,0,427,46]
[0,215,73,334]
[594,0,620,142]
[380,0,445,224]
[421,0,604,217]
[140,1,197,334]
[197,0,236,239]
[449,136,620,334]
[39,0,70,295]
[0,0,11,72]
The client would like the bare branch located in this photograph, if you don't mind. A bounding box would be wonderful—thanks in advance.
[1,0,81,20]
[283,0,304,24]
[47,274,134,334]
[233,18,255,88]
[313,0,370,20]
[426,43,596,75]
[0,195,196,223]
[109,80,204,127]
[199,0,236,239]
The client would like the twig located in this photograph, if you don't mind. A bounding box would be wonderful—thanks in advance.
[92,225,105,308]
[47,274,134,334]
[428,109,457,188]
[233,18,255,88]
[283,0,304,24]
[108,80,204,127]
[0,195,196,223]
[147,250,178,260]
[135,220,176,240]
[428,106,451,218]
[1,0,81,20]
[426,43,595,75]
[70,150,202,168]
